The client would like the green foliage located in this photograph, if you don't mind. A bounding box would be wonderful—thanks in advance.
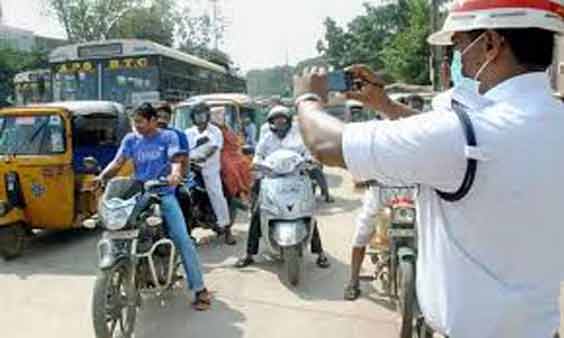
[176,5,228,63]
[48,0,144,42]
[317,0,431,85]
[246,66,294,98]
[381,0,431,84]
[108,0,175,46]
[0,44,49,103]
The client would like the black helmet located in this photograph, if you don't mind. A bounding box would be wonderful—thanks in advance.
[190,100,211,126]
[267,105,292,139]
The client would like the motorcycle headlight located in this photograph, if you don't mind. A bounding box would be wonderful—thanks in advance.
[0,201,10,217]
[392,207,415,224]
[100,198,136,231]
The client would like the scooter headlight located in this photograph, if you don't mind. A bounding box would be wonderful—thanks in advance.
[392,207,415,224]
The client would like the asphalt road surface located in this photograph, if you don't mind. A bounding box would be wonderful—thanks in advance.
[0,168,401,338]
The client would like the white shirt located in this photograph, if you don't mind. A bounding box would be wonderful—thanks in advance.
[254,124,311,163]
[342,72,564,338]
[186,124,223,172]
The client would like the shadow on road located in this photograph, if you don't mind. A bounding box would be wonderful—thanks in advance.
[0,229,100,278]
[136,291,245,338]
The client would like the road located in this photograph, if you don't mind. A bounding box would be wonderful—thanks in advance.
[0,168,400,338]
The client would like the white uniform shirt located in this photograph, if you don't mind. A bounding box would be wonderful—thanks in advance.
[342,72,564,338]
[254,124,311,162]
[186,124,223,172]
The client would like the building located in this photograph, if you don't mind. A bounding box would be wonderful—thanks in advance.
[0,1,66,52]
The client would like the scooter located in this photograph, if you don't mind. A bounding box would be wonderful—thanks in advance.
[254,149,316,286]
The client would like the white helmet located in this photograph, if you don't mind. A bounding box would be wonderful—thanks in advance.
[266,105,292,121]
[428,0,564,46]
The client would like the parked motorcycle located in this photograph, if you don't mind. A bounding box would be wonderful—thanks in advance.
[368,186,417,338]
[87,177,183,338]
[253,149,317,286]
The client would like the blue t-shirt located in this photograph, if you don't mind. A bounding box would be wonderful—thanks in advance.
[164,126,189,152]
[116,130,185,193]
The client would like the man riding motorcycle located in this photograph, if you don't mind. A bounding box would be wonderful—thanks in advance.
[235,105,330,269]
[95,103,211,311]
[185,101,232,237]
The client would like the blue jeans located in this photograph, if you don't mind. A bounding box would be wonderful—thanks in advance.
[160,194,205,293]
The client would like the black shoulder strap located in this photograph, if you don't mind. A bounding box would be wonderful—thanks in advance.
[435,100,478,202]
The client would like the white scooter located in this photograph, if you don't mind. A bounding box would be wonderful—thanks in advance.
[254,149,316,286]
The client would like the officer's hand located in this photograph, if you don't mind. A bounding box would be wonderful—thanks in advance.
[344,64,389,112]
[293,67,329,103]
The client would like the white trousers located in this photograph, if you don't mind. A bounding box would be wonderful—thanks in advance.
[352,186,380,247]
[202,168,231,227]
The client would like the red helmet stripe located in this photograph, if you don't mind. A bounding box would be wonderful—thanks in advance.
[453,0,564,17]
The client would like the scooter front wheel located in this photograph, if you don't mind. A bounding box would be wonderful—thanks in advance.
[282,246,302,286]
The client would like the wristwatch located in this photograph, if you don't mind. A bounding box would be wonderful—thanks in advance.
[294,93,322,109]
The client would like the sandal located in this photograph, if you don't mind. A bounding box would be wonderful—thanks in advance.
[344,284,361,301]
[316,255,331,269]
[234,256,254,268]
[224,231,237,246]
[193,289,211,311]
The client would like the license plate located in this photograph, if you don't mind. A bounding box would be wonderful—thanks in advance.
[388,228,415,237]
[103,229,139,240]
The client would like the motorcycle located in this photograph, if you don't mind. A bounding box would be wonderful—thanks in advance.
[87,177,183,338]
[368,186,418,338]
[253,149,316,286]
[179,137,245,241]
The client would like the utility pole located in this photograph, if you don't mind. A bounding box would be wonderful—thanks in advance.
[210,0,219,50]
[430,0,440,91]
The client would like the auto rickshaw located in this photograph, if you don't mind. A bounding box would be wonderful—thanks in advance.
[173,93,258,154]
[0,101,131,259]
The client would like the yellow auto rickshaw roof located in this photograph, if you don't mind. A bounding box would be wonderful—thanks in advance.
[34,101,125,117]
[0,106,72,117]
[176,93,254,109]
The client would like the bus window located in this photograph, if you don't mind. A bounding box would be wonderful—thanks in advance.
[53,71,98,101]
[102,65,159,105]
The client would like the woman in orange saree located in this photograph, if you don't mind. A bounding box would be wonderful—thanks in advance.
[210,107,252,201]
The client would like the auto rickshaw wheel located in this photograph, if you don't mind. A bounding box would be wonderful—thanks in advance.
[0,224,26,260]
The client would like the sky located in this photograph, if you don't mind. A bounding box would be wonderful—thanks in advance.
[1,0,375,72]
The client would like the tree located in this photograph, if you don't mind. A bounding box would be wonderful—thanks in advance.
[108,0,175,46]
[176,6,227,61]
[0,44,49,103]
[381,0,431,84]
[48,0,143,42]
[317,3,407,70]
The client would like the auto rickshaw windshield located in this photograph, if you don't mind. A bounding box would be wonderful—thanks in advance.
[0,115,66,155]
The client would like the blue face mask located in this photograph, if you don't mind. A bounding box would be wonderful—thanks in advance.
[450,51,480,93]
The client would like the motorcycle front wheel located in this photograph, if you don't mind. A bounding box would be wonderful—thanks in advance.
[92,261,137,338]
[397,259,416,338]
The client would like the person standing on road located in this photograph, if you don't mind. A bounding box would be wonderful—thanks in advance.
[293,1,564,337]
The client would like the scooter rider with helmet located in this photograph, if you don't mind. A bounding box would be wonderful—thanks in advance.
[185,101,232,239]
[235,105,330,269]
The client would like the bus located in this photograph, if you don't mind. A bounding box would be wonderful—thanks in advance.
[48,39,246,106]
[13,69,52,106]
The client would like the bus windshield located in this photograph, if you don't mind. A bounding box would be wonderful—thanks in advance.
[102,66,159,105]
[53,71,98,101]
